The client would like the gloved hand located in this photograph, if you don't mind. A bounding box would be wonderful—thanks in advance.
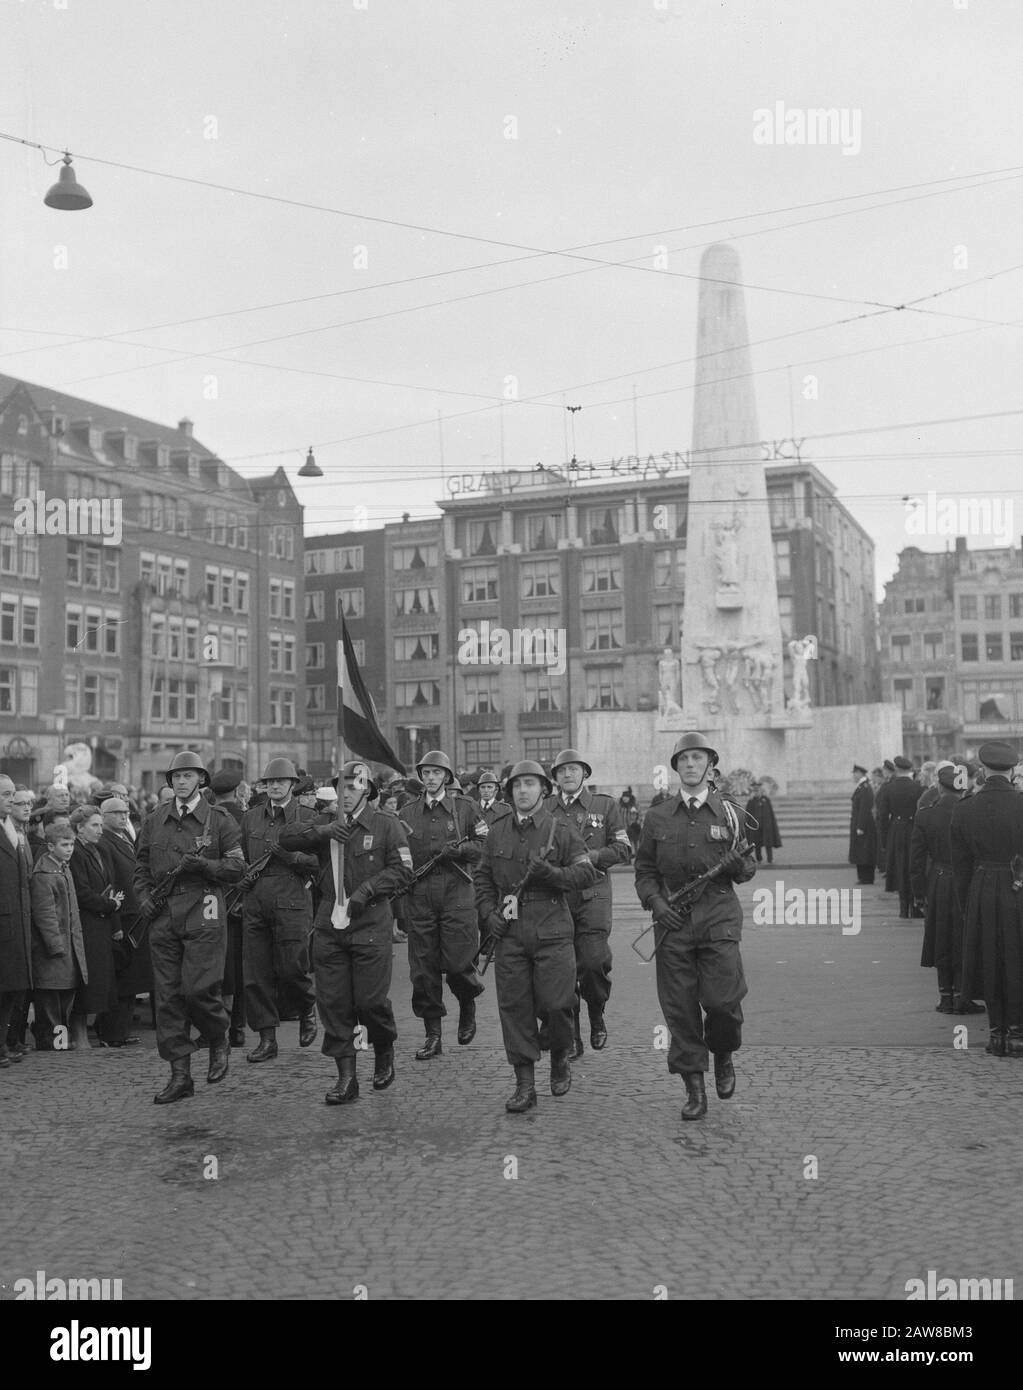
[178,852,208,878]
[269,842,291,862]
[486,911,509,941]
[588,850,603,868]
[718,848,748,880]
[527,854,559,886]
[348,885,372,919]
[239,871,259,892]
[328,820,354,844]
[139,896,161,921]
[651,895,685,932]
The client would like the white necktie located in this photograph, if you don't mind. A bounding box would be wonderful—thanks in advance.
[330,815,354,930]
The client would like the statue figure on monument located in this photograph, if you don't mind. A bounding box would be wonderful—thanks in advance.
[742,642,777,712]
[657,646,683,717]
[720,640,746,715]
[786,634,817,711]
[689,641,723,714]
[712,515,741,589]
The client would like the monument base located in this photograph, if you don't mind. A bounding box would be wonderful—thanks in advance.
[578,704,903,797]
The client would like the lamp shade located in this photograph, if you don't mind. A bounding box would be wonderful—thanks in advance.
[44,156,93,211]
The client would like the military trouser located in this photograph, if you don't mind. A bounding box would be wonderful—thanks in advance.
[407,872,483,1020]
[495,910,576,1064]
[654,926,747,1074]
[242,874,315,1031]
[149,888,229,1061]
[312,914,396,1060]
[32,989,77,1046]
[566,887,612,1015]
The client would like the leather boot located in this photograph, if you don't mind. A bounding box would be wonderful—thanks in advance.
[985,1028,1007,1057]
[247,1027,278,1063]
[953,994,985,1015]
[570,1004,584,1061]
[506,1062,537,1113]
[589,1007,608,1051]
[680,1072,707,1121]
[299,1008,318,1048]
[456,999,476,1046]
[206,1036,230,1084]
[550,1049,571,1097]
[229,1025,246,1048]
[1006,1026,1023,1058]
[713,1052,736,1099]
[325,1055,359,1105]
[936,991,954,1014]
[154,1057,194,1105]
[415,1021,442,1060]
[372,1046,395,1090]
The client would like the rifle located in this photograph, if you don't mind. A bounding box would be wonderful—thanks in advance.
[388,838,471,901]
[224,851,273,916]
[631,844,757,962]
[480,817,559,976]
[128,829,213,948]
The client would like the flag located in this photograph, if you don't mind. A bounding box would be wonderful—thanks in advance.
[336,617,405,773]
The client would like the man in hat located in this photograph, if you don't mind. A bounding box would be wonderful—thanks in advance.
[477,760,597,1112]
[96,797,147,1047]
[874,760,897,887]
[915,761,939,812]
[400,750,489,1059]
[472,770,511,828]
[634,733,755,1121]
[849,765,877,886]
[544,748,632,1055]
[951,741,1023,1057]
[280,760,412,1102]
[134,751,246,1103]
[878,756,924,918]
[237,759,319,1062]
[911,762,982,1016]
[745,779,781,866]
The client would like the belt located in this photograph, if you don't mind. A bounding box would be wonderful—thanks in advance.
[977,861,1012,870]
[170,881,201,896]
[518,891,564,904]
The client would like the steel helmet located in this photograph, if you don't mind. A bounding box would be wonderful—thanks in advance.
[261,757,299,782]
[415,749,455,786]
[476,769,499,787]
[339,759,378,800]
[164,749,210,788]
[669,732,719,771]
[551,748,593,780]
[504,759,553,798]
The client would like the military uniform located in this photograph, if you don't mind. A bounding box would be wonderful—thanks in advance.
[950,744,1023,1056]
[476,808,596,1064]
[878,767,923,916]
[634,786,755,1078]
[849,771,877,885]
[910,771,972,1012]
[134,795,244,1062]
[240,797,318,1034]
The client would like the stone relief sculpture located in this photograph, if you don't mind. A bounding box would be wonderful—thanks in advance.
[741,642,777,712]
[786,634,817,711]
[657,645,683,718]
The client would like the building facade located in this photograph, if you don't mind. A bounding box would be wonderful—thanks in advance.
[0,375,306,791]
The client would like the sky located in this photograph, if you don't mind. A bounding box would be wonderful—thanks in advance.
[2,0,1022,597]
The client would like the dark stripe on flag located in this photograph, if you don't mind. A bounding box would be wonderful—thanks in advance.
[337,617,405,773]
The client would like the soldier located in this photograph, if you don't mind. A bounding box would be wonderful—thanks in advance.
[477,760,597,1112]
[950,741,1023,1058]
[916,761,940,811]
[878,755,924,918]
[849,764,877,886]
[400,750,488,1059]
[237,758,319,1063]
[134,751,245,1103]
[210,769,247,1047]
[473,770,512,828]
[875,759,896,887]
[634,732,755,1122]
[279,760,412,1102]
[910,761,983,1016]
[544,748,632,1056]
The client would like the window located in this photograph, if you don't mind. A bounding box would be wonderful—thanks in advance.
[768,490,797,529]
[0,667,15,713]
[67,542,82,586]
[520,560,559,600]
[269,687,296,727]
[20,666,38,716]
[778,594,793,639]
[269,578,282,618]
[185,619,199,662]
[101,675,118,721]
[395,633,440,661]
[959,594,977,620]
[463,672,501,714]
[0,526,16,574]
[20,600,38,647]
[65,605,82,651]
[337,546,363,572]
[105,551,121,591]
[464,738,503,765]
[83,673,99,718]
[205,566,218,606]
[1010,594,1023,619]
[393,543,437,570]
[653,547,684,590]
[237,629,249,669]
[462,565,498,603]
[523,670,561,713]
[582,555,622,594]
[306,642,325,669]
[890,635,911,662]
[21,535,38,580]
[584,665,624,711]
[306,550,324,576]
[467,519,498,556]
[65,671,80,719]
[337,588,365,619]
[269,634,282,673]
[0,595,15,643]
[773,538,791,581]
[583,505,622,546]
[584,608,624,651]
[524,736,561,763]
[395,680,441,707]
[395,586,438,616]
[226,512,237,547]
[526,511,563,552]
[961,633,978,662]
[986,632,1003,662]
[651,500,686,539]
[306,591,324,621]
[923,632,943,661]
[237,515,248,550]
[653,604,683,648]
[235,573,249,613]
[984,595,1002,621]
[220,569,234,609]
[168,617,183,660]
[184,680,198,723]
[150,615,165,657]
[893,677,914,712]
[282,581,295,620]
[166,679,181,722]
[156,557,172,596]
[235,688,249,726]
[1011,633,1023,661]
[219,628,235,668]
[307,684,325,711]
[282,636,296,673]
[104,612,120,657]
[351,639,365,665]
[926,678,945,710]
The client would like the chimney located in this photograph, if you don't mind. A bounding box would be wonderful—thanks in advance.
[178,418,194,438]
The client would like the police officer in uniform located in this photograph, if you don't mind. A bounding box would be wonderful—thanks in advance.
[280,761,412,1102]
[544,748,632,1055]
[473,770,512,828]
[849,764,877,886]
[134,751,246,1104]
[238,758,319,1063]
[401,750,489,1059]
[634,733,755,1121]
[879,755,924,918]
[950,741,1023,1058]
[477,760,597,1112]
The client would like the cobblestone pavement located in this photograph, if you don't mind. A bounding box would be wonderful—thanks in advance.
[2,869,1021,1301]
